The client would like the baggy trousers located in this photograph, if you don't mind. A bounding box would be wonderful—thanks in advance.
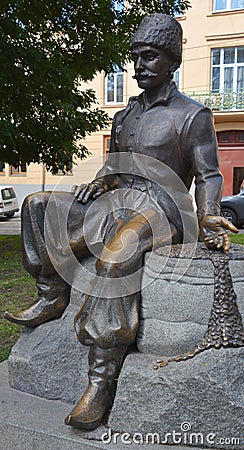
[22,190,177,349]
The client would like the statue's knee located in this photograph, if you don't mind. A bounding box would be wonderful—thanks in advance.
[96,255,131,278]
[23,191,50,209]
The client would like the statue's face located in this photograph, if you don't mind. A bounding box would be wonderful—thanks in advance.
[131,45,173,90]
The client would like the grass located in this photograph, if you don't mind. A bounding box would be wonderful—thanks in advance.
[0,232,243,363]
[0,235,35,362]
[230,232,244,245]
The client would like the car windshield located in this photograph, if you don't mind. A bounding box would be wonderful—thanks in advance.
[1,188,16,200]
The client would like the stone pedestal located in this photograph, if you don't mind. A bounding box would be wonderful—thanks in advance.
[108,348,244,449]
[0,361,210,450]
[6,244,244,449]
[137,243,244,356]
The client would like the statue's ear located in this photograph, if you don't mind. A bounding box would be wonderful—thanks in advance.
[168,64,175,79]
[168,61,178,78]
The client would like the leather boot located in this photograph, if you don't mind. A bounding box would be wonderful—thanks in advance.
[4,275,70,327]
[65,345,127,430]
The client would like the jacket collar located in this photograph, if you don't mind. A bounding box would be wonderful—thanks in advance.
[119,81,177,127]
[137,81,177,110]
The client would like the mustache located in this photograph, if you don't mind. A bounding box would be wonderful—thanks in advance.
[132,70,158,79]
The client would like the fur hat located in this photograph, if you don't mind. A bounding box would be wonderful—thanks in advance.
[130,14,182,72]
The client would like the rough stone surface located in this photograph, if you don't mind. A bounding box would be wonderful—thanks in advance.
[109,348,244,449]
[137,243,244,356]
[0,361,225,450]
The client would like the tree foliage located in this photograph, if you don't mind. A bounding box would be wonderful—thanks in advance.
[0,0,190,173]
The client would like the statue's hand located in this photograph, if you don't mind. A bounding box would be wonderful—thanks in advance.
[201,215,238,251]
[72,181,107,204]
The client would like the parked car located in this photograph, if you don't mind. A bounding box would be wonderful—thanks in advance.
[220,192,244,228]
[0,186,19,218]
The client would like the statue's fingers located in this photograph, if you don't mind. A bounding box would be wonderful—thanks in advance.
[71,184,78,194]
[205,236,214,244]
[204,237,215,249]
[216,234,224,249]
[220,217,238,234]
[92,187,104,199]
[223,232,231,251]
[76,184,90,202]
[73,184,87,198]
[82,184,98,203]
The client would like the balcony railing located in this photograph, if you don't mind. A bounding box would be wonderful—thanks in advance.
[185,90,244,112]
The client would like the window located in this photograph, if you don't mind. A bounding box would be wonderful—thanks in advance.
[240,131,244,142]
[104,136,111,161]
[213,0,244,11]
[105,65,125,104]
[0,162,5,175]
[211,47,244,93]
[10,163,27,175]
[1,187,16,200]
[217,130,244,143]
[219,131,230,142]
[233,167,244,194]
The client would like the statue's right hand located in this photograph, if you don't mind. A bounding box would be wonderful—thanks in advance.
[71,182,106,204]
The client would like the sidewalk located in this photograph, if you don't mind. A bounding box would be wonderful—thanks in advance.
[0,216,21,235]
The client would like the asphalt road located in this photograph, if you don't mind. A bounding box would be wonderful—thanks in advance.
[0,215,21,235]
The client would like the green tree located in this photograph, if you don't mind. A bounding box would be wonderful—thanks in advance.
[0,0,190,173]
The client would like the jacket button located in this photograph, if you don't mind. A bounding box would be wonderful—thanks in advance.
[130,130,135,136]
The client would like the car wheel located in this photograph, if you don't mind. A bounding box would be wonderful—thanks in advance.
[221,208,237,226]
[5,212,15,218]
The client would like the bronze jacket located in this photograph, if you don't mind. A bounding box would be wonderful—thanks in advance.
[95,82,223,235]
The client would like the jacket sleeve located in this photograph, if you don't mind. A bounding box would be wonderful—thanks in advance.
[186,108,223,222]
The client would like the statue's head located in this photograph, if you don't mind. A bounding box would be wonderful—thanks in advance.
[130,14,182,74]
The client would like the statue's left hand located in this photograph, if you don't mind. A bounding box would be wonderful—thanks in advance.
[201,215,238,251]
[71,181,107,203]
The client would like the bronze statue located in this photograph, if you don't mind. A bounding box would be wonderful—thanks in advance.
[4,14,237,431]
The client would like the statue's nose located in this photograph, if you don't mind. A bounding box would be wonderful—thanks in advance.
[134,57,143,70]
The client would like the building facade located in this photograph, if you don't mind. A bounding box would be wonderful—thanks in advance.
[180,0,244,196]
[1,0,243,206]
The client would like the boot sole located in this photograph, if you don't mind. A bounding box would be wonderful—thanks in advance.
[4,309,64,328]
[65,413,103,430]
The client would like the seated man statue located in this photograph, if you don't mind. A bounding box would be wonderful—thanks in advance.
[4,14,237,431]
